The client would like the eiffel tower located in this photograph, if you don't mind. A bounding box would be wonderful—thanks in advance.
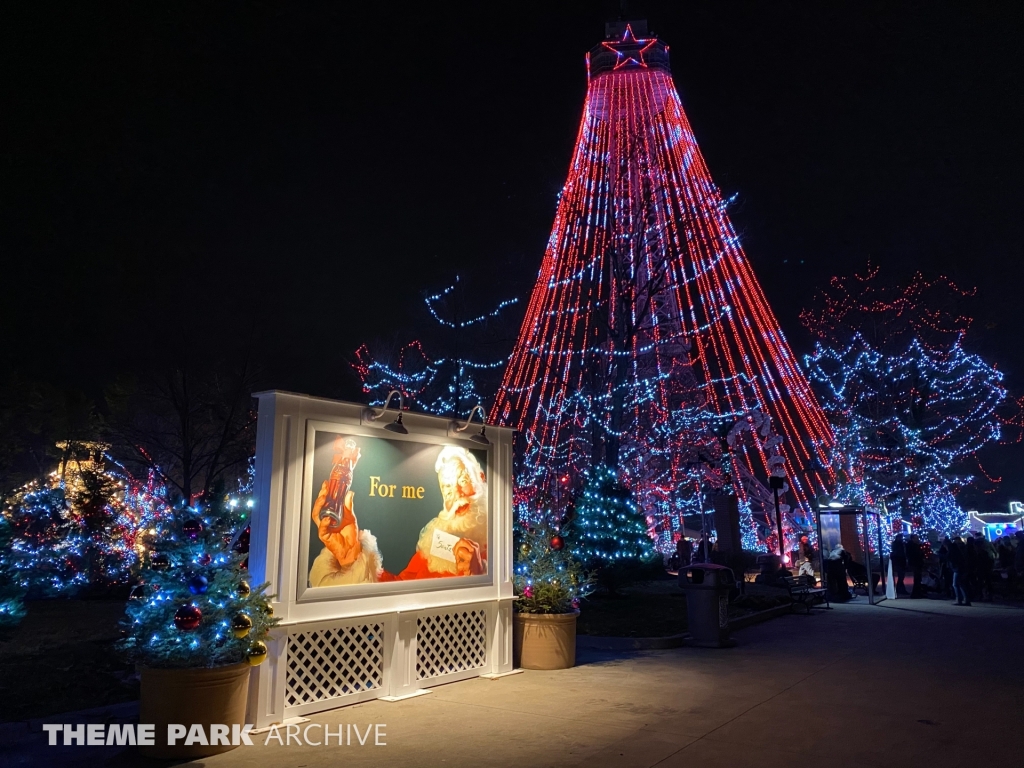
[494,21,835,550]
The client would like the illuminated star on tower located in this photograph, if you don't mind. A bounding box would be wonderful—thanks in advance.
[601,23,657,69]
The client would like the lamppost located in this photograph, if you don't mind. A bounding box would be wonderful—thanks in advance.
[769,475,786,560]
[695,452,714,562]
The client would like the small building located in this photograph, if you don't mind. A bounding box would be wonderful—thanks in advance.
[968,503,1023,540]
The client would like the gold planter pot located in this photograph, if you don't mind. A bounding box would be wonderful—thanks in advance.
[513,610,579,670]
[139,663,251,759]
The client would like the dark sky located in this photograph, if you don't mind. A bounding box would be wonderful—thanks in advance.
[2,2,1021,506]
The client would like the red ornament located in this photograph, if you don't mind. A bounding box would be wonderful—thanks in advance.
[550,535,565,551]
[174,604,202,631]
[199,553,212,566]
[522,585,534,599]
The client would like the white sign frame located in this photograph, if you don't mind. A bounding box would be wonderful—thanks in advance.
[245,391,516,727]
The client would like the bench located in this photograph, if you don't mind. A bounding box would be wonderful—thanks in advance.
[788,582,827,614]
[847,569,882,597]
[745,578,826,614]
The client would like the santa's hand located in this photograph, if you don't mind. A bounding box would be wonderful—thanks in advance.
[453,538,484,576]
[312,483,362,567]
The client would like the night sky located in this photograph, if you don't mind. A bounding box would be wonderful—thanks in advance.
[2,2,1021,506]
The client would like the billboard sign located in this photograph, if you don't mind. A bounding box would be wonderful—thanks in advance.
[298,423,491,599]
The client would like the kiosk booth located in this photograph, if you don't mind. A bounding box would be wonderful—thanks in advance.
[816,503,889,606]
[245,391,516,728]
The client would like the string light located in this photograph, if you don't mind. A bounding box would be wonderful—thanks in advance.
[493,24,834,550]
[802,266,1005,538]
[425,276,520,329]
[513,517,594,614]
[1,451,256,610]
[354,278,517,417]
[571,465,656,563]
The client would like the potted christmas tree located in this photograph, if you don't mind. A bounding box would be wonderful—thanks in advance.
[119,505,278,759]
[513,521,594,670]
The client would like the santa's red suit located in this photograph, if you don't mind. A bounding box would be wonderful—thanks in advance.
[309,506,487,587]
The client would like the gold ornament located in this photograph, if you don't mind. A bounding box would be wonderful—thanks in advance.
[236,581,251,597]
[264,603,274,617]
[231,613,253,639]
[246,640,268,666]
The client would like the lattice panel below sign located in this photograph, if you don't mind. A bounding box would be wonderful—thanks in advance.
[416,609,487,681]
[285,623,385,707]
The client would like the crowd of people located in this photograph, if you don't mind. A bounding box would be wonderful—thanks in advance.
[890,533,926,598]
[667,525,1024,607]
[787,529,1024,604]
[893,529,1024,605]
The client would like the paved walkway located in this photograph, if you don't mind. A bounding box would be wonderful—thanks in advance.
[6,598,1022,767]
[200,598,1023,768]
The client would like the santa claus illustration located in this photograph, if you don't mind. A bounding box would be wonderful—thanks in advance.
[309,445,487,586]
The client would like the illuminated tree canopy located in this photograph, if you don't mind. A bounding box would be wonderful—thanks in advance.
[802,266,1006,535]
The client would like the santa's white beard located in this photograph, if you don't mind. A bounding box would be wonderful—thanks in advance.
[438,495,487,536]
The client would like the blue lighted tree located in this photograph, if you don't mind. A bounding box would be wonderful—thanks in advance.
[118,500,276,669]
[571,465,657,591]
[0,515,27,628]
[802,266,1005,536]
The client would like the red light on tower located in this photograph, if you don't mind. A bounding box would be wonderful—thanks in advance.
[493,20,834,550]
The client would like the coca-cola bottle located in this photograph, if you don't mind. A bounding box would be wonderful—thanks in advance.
[320,437,361,532]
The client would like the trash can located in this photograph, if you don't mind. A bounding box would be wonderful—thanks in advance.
[679,563,737,648]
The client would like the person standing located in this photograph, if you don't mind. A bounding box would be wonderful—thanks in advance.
[907,534,925,598]
[1014,531,1024,589]
[965,537,980,601]
[996,536,1014,570]
[694,532,714,563]
[891,533,908,595]
[675,537,693,569]
[973,533,995,601]
[798,534,815,561]
[937,538,953,598]
[949,537,971,606]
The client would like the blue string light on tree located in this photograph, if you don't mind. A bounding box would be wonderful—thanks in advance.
[571,465,655,565]
[0,448,258,631]
[353,276,518,418]
[513,518,594,614]
[802,267,1006,538]
[118,508,278,669]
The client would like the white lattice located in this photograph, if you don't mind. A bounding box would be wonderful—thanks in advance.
[416,609,487,680]
[285,622,385,707]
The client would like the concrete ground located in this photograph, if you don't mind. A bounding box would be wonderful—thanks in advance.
[4,598,1021,767]
[197,598,1023,768]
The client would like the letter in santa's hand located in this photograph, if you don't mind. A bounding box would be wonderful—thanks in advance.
[429,529,460,563]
